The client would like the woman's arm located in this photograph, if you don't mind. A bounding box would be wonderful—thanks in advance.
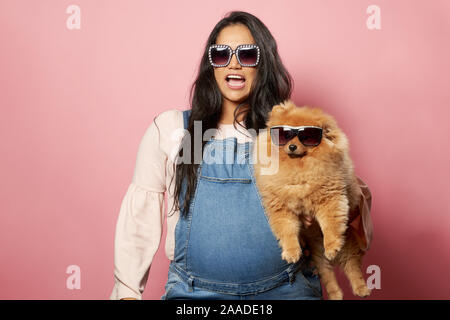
[110,113,168,300]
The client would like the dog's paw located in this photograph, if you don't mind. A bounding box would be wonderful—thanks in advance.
[323,237,344,260]
[327,289,344,300]
[353,284,372,298]
[281,246,302,263]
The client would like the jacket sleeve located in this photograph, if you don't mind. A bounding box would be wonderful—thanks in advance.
[110,114,167,300]
[349,176,374,251]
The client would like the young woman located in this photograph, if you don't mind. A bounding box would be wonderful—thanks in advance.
[110,11,372,300]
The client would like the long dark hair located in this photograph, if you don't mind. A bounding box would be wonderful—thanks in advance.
[169,11,293,217]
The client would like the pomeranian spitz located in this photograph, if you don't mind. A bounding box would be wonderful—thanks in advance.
[253,99,371,300]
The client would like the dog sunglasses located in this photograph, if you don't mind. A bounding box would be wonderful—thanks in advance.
[208,44,260,67]
[270,125,323,147]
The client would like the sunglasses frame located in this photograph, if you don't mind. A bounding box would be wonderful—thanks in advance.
[269,125,324,147]
[208,44,260,67]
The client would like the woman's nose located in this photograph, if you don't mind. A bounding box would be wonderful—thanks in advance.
[229,52,241,68]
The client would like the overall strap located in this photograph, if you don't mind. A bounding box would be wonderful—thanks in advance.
[182,109,192,130]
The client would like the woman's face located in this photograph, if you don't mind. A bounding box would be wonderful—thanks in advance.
[213,24,258,105]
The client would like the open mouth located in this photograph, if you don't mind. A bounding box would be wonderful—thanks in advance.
[225,74,246,87]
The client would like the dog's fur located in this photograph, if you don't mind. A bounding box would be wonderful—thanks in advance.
[253,100,371,299]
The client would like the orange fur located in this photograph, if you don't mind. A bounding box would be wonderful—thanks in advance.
[253,99,371,300]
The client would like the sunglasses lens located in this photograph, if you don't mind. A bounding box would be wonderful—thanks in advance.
[238,47,258,65]
[298,128,322,146]
[210,47,230,66]
[271,127,296,146]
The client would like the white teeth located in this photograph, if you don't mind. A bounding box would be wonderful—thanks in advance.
[227,75,244,80]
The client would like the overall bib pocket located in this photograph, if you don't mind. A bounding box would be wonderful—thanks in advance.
[185,168,291,285]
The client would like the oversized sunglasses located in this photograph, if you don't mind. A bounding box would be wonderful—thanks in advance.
[270,125,323,147]
[208,44,260,67]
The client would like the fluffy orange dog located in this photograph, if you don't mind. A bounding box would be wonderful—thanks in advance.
[253,100,371,300]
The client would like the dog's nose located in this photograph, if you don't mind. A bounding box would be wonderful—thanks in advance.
[289,144,297,151]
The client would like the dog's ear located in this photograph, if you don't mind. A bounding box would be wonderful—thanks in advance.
[322,116,349,153]
[271,99,296,114]
[323,121,337,142]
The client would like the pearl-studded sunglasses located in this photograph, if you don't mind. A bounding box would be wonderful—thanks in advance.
[208,44,260,67]
[270,125,323,147]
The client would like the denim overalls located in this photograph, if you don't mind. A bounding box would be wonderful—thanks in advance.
[161,110,322,300]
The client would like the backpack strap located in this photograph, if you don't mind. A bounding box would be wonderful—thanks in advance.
[182,109,192,130]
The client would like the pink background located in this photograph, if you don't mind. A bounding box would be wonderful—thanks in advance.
[1,0,449,299]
